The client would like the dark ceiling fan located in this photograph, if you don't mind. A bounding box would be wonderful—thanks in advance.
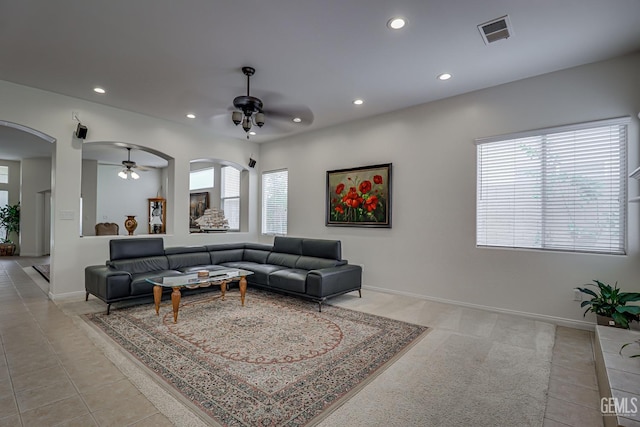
[118,147,149,179]
[229,66,314,139]
[231,67,264,139]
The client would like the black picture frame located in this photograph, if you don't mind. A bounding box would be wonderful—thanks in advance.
[326,163,392,228]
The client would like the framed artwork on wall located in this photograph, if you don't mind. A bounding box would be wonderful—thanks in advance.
[148,198,166,234]
[190,192,209,228]
[326,163,392,228]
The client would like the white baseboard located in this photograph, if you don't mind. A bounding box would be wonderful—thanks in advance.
[362,285,595,331]
[50,290,86,301]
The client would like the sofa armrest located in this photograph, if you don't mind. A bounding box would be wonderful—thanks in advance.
[85,265,132,302]
[306,264,362,298]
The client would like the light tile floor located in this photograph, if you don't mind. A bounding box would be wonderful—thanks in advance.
[0,256,603,426]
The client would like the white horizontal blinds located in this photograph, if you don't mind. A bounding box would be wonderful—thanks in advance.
[477,118,628,255]
[221,166,240,230]
[0,166,8,184]
[262,169,288,235]
[477,136,544,249]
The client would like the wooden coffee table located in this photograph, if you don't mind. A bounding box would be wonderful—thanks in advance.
[145,268,253,323]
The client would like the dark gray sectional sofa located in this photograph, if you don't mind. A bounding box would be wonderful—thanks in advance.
[85,236,362,313]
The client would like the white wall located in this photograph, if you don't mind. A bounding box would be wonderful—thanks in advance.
[20,158,51,256]
[96,164,163,235]
[0,79,260,297]
[259,52,640,325]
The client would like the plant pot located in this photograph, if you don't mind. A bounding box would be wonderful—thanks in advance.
[597,315,626,329]
[0,243,16,256]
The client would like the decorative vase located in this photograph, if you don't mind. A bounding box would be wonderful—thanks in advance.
[124,215,138,236]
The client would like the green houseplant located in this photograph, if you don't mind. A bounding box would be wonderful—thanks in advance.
[0,202,20,256]
[576,280,640,329]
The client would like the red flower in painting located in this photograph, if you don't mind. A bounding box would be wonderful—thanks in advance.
[335,183,345,194]
[334,205,344,214]
[359,180,372,194]
[342,187,363,208]
[364,195,378,212]
[373,175,383,184]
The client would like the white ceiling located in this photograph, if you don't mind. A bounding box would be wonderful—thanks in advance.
[1,0,640,161]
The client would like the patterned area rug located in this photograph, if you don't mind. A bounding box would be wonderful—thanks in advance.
[85,290,429,426]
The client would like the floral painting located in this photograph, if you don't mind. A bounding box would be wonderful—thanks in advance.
[326,163,392,228]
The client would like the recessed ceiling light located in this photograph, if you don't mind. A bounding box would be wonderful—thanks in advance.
[387,17,406,30]
[249,131,256,136]
[353,99,364,105]
[437,73,452,81]
[292,117,302,123]
[186,113,196,119]
[93,87,106,94]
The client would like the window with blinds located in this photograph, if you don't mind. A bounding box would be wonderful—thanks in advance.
[0,166,8,184]
[221,166,240,230]
[262,169,288,235]
[476,117,628,255]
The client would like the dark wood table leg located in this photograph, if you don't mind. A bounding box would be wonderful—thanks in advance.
[171,286,181,323]
[239,276,247,306]
[153,285,162,316]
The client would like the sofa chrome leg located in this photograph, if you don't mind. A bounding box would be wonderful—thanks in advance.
[85,292,89,301]
[107,304,111,315]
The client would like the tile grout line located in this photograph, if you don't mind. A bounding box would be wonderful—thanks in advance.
[5,259,102,427]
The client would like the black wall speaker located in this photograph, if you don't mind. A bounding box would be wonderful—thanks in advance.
[75,123,88,139]
[248,158,257,168]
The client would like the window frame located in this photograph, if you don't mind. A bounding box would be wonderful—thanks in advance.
[475,117,629,255]
[261,168,288,235]
[220,166,240,231]
[189,167,214,191]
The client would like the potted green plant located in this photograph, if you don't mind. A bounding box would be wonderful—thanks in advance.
[0,202,20,256]
[576,280,640,329]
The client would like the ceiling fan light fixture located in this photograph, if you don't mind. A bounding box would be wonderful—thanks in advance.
[242,116,252,132]
[231,66,265,139]
[118,170,128,179]
[232,111,242,125]
[131,171,140,180]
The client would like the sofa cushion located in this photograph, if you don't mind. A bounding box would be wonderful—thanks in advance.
[268,269,308,294]
[273,236,303,255]
[244,249,270,264]
[165,245,208,255]
[295,256,341,270]
[110,238,165,260]
[109,256,169,275]
[301,239,341,260]
[210,249,244,265]
[205,243,246,252]
[167,252,211,270]
[130,270,183,296]
[267,252,300,268]
[221,262,286,285]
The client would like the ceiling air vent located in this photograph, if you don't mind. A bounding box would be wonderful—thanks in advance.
[478,15,512,45]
